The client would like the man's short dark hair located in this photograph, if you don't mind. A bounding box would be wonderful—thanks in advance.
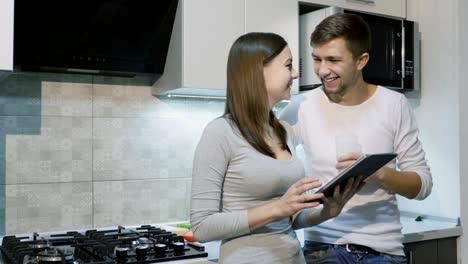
[311,13,371,59]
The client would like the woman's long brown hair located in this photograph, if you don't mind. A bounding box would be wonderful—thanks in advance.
[224,32,289,158]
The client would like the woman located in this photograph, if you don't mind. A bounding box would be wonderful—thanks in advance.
[190,32,360,264]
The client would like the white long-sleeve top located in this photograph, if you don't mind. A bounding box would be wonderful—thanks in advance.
[280,86,432,256]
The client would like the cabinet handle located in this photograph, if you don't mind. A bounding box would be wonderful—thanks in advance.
[346,0,376,4]
[409,250,413,264]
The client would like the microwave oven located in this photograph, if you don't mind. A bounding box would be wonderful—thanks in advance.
[299,7,420,92]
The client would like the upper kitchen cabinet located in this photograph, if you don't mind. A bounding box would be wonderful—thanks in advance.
[300,0,406,18]
[153,0,299,96]
[245,0,299,94]
[152,0,244,97]
[0,0,14,72]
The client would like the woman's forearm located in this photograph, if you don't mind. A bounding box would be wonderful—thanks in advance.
[247,200,283,231]
[292,207,329,230]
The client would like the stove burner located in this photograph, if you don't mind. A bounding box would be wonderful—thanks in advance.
[28,241,50,250]
[0,225,208,264]
[37,248,74,262]
[116,234,139,240]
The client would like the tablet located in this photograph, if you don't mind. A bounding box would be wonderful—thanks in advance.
[309,153,397,203]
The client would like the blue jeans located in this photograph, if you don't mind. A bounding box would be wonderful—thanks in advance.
[303,241,407,264]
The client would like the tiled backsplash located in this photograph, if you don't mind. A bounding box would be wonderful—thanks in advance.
[0,72,225,235]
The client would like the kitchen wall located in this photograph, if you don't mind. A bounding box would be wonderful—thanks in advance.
[0,72,225,235]
[393,0,461,220]
[458,0,468,262]
[405,0,466,261]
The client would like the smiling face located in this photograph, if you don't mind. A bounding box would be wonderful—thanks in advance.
[263,46,299,108]
[312,37,368,99]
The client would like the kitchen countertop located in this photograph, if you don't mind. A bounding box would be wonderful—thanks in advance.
[162,259,216,264]
[200,211,463,261]
[399,211,462,243]
[0,213,460,263]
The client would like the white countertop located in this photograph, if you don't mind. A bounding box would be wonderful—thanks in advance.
[0,214,460,263]
[200,211,463,261]
[399,211,462,243]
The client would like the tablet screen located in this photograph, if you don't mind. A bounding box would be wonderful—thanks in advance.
[308,153,397,203]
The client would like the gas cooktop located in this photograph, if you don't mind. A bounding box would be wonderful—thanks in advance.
[0,225,207,264]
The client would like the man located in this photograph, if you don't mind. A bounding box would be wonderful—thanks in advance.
[281,13,432,263]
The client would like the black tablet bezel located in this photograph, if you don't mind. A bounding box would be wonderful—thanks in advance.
[309,153,397,203]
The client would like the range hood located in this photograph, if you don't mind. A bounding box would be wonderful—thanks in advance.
[13,0,179,80]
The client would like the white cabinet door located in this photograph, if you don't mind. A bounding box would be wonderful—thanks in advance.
[0,0,14,71]
[300,0,406,18]
[245,0,299,94]
[183,0,244,90]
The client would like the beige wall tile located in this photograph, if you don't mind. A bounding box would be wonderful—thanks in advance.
[93,117,207,181]
[5,182,93,234]
[6,117,92,184]
[1,73,225,234]
[41,81,93,117]
[93,179,190,227]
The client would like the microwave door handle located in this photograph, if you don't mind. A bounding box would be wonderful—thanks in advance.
[401,23,405,79]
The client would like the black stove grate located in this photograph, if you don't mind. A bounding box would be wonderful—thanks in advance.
[0,225,207,264]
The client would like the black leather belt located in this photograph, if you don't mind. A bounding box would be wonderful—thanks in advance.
[340,244,381,255]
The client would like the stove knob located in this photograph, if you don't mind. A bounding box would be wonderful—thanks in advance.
[172,241,185,256]
[154,243,167,256]
[136,244,149,260]
[115,246,128,262]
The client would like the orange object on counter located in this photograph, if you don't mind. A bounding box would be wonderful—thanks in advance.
[183,230,196,242]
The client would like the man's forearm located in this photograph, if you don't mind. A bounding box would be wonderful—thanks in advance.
[374,167,422,199]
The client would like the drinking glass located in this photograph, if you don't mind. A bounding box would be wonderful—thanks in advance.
[335,133,362,160]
